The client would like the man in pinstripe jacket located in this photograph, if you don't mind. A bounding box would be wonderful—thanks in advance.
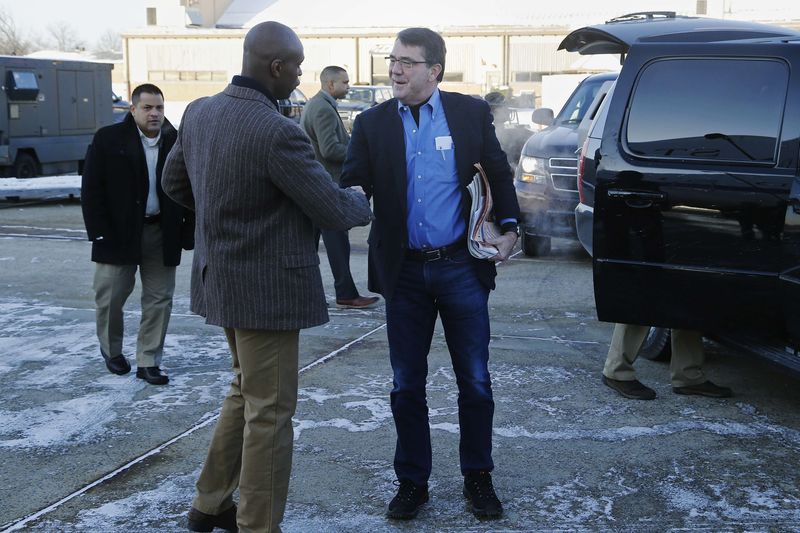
[162,21,373,533]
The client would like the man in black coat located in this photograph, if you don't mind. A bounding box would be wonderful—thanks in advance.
[341,28,519,521]
[81,83,194,385]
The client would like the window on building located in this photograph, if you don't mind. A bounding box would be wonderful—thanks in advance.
[442,72,463,82]
[696,0,708,15]
[625,58,788,163]
[149,70,227,83]
[513,72,544,83]
[146,7,157,26]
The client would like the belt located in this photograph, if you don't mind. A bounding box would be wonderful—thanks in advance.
[144,214,161,224]
[405,240,466,262]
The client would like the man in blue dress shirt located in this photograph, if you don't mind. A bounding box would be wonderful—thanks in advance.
[341,27,520,521]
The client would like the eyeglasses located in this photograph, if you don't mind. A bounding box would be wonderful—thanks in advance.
[385,56,428,70]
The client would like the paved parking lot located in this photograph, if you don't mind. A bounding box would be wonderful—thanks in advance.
[2,199,800,532]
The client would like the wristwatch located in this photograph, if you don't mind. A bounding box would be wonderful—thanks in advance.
[500,222,520,237]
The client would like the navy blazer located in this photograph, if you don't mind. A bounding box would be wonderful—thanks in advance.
[341,90,520,301]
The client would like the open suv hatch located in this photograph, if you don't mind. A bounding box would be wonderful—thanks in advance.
[563,12,800,370]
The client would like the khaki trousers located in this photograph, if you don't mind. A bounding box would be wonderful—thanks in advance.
[93,224,176,367]
[193,328,299,533]
[603,324,706,387]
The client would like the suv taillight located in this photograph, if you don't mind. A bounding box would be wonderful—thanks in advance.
[577,138,589,204]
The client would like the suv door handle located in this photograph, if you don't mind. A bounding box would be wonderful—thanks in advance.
[607,190,667,201]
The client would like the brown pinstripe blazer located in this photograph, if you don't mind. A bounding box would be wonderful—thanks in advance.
[162,84,373,330]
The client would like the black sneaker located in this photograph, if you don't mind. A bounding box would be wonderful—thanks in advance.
[386,480,429,520]
[463,471,503,519]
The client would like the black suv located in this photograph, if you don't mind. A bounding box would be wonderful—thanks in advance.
[515,72,617,256]
[563,12,800,369]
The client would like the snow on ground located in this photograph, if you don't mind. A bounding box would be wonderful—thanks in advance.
[0,175,81,201]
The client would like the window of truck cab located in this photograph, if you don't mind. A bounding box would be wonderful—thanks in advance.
[623,57,789,165]
[5,70,39,101]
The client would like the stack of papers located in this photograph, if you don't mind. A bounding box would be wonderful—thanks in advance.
[467,163,501,259]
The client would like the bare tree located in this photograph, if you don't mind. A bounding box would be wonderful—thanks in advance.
[93,29,121,59]
[0,6,33,55]
[47,20,85,52]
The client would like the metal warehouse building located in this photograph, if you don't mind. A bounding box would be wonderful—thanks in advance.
[123,0,800,110]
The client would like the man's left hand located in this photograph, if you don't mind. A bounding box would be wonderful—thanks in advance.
[487,232,518,262]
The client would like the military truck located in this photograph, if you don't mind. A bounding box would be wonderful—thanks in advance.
[0,55,112,178]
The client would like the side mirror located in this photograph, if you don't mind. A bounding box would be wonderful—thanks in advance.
[532,108,554,127]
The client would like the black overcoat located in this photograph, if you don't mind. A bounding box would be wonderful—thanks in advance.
[81,113,194,266]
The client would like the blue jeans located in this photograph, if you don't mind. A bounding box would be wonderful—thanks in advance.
[386,248,494,486]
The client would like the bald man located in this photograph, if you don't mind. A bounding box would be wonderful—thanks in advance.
[163,22,373,533]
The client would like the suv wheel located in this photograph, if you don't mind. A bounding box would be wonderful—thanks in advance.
[521,233,551,256]
[639,327,671,361]
[13,152,38,179]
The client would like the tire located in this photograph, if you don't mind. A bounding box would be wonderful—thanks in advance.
[13,152,38,179]
[521,232,551,256]
[639,327,671,361]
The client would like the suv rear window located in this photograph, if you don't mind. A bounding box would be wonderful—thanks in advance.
[624,58,788,164]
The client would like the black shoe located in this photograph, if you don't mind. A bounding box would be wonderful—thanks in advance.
[602,375,656,400]
[136,366,169,385]
[101,350,131,376]
[673,380,733,398]
[463,471,503,519]
[336,295,380,309]
[386,480,429,520]
[187,505,237,532]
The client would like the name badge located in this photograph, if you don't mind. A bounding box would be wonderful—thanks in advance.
[435,136,453,151]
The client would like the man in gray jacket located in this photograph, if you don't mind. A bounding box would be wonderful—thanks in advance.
[162,22,372,533]
[300,66,378,309]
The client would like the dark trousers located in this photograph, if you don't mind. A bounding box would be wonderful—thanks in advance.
[385,248,494,486]
[319,229,358,300]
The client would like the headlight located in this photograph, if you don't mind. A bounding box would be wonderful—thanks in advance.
[518,156,547,185]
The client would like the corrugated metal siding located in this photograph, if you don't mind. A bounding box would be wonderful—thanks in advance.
[446,43,471,77]
[510,38,575,73]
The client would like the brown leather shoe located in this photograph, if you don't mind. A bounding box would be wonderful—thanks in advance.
[602,375,656,400]
[187,505,237,532]
[673,380,733,398]
[336,295,380,309]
